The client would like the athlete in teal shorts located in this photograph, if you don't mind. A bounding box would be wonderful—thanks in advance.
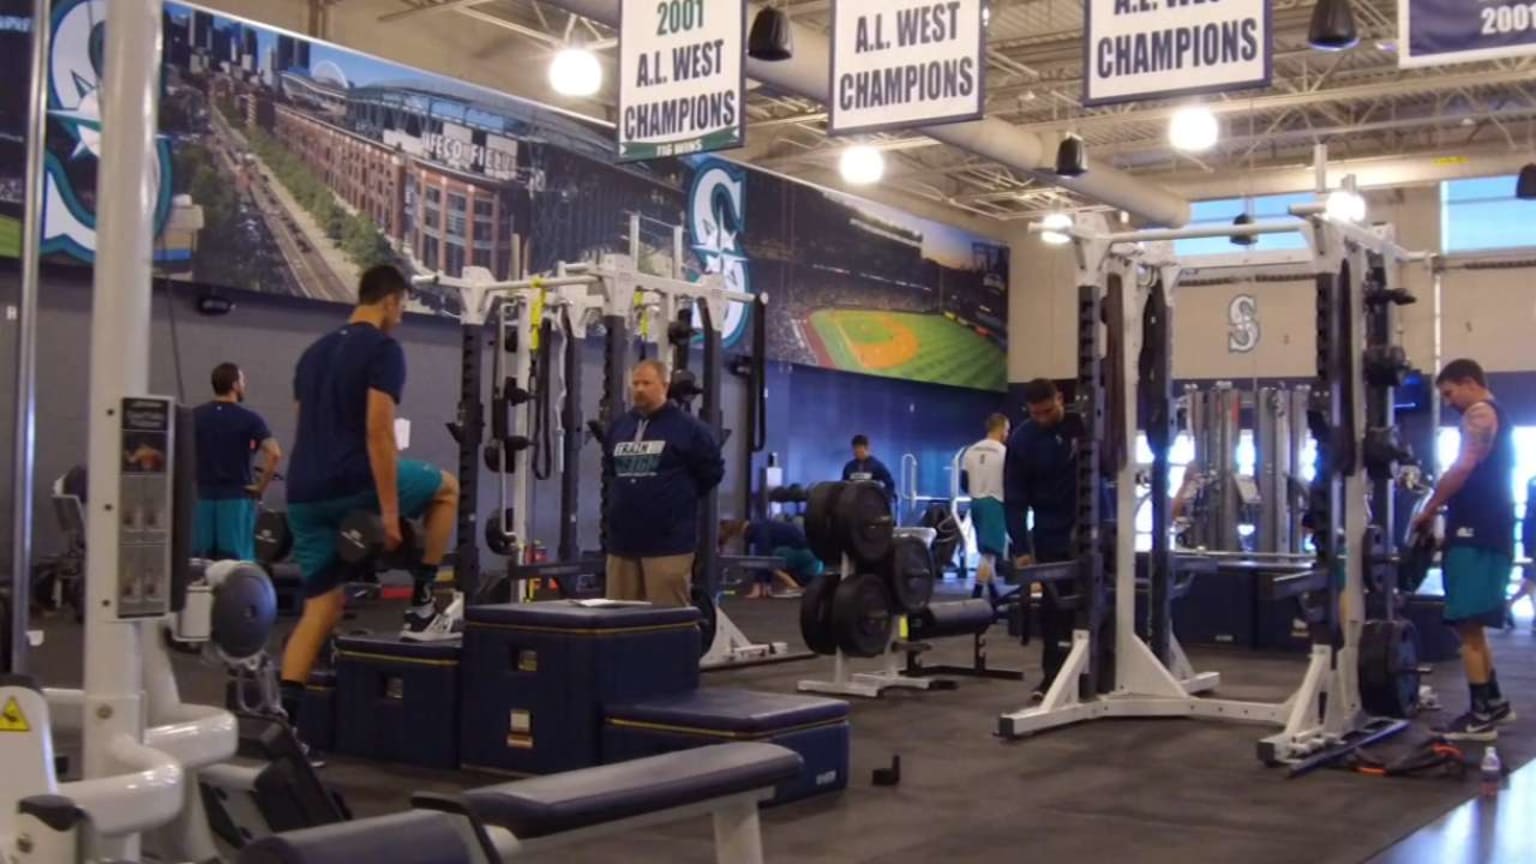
[192,363,281,561]
[278,265,460,733]
[1410,359,1516,741]
[962,413,1010,601]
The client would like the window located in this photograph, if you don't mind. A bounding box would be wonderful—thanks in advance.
[473,248,492,269]
[423,236,439,271]
[1173,192,1313,257]
[1441,176,1536,254]
[445,242,465,275]
[426,187,441,204]
[474,199,494,217]
[424,206,439,231]
[473,220,493,245]
[447,193,467,212]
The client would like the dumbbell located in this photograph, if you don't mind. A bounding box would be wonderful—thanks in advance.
[335,511,423,571]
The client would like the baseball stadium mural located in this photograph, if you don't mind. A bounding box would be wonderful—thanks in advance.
[0,0,1009,392]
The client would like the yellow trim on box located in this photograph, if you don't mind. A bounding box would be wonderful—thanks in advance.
[335,650,459,668]
[465,622,698,637]
[604,717,845,739]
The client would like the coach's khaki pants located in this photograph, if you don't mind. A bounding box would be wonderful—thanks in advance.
[605,553,694,607]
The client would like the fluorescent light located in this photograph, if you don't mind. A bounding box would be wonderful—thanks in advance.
[1168,106,1219,153]
[1325,189,1366,223]
[1041,212,1072,245]
[839,145,885,185]
[548,47,602,97]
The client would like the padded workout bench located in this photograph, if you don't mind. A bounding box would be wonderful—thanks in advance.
[903,599,1023,681]
[237,743,803,864]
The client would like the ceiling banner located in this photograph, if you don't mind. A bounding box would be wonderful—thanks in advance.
[618,0,745,162]
[1083,0,1271,107]
[828,0,986,135]
[1398,0,1536,68]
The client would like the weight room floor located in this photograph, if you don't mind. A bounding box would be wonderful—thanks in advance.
[26,586,1536,864]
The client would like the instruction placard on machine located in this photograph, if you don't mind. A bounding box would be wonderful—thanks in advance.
[118,396,174,619]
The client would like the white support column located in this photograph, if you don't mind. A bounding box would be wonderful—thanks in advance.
[82,0,164,858]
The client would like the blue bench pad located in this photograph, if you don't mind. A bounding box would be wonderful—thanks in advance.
[430,742,801,839]
[605,688,848,735]
[237,810,475,864]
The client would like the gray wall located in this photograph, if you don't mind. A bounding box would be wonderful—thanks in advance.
[0,268,750,580]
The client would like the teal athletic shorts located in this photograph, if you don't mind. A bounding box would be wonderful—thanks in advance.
[773,546,824,586]
[287,459,444,597]
[193,497,257,561]
[969,497,1008,558]
[1441,545,1512,628]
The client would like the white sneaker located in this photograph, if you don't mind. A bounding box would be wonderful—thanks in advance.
[401,593,464,642]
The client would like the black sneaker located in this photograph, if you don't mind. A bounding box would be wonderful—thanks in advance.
[1437,710,1499,742]
[1489,700,1518,725]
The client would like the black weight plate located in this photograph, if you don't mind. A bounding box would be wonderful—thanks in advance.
[691,585,718,656]
[838,482,894,568]
[832,573,895,658]
[886,535,936,614]
[253,510,293,563]
[799,573,842,655]
[1359,618,1421,719]
[805,482,847,566]
[1398,530,1436,594]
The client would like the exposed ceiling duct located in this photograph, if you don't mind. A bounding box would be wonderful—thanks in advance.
[535,0,1192,227]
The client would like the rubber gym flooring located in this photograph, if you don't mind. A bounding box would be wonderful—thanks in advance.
[26,584,1536,863]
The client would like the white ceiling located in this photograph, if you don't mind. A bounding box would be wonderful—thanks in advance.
[204,0,1536,231]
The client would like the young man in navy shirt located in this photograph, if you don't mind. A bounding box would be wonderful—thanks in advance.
[193,362,281,561]
[279,266,460,721]
[1004,378,1082,697]
[842,434,897,501]
[604,359,724,606]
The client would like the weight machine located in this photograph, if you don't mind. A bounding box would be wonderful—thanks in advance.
[0,2,286,859]
[997,199,1431,774]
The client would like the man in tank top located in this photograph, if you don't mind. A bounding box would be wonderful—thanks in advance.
[1411,359,1516,741]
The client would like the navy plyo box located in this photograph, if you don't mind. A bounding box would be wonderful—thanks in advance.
[334,634,460,770]
[298,668,337,752]
[459,601,701,775]
[603,688,850,805]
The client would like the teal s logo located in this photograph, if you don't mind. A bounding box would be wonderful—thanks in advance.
[42,0,174,262]
[687,158,750,347]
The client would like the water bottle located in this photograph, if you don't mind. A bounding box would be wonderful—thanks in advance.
[1480,746,1502,798]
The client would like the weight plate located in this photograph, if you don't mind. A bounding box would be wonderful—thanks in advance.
[832,573,895,658]
[253,510,293,563]
[805,482,847,566]
[837,482,894,569]
[1398,530,1436,594]
[691,585,718,656]
[798,573,842,655]
[885,535,936,614]
[1359,618,1421,719]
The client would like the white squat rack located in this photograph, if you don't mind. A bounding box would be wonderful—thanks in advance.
[997,201,1429,770]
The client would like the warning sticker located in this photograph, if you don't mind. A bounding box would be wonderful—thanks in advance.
[0,696,30,732]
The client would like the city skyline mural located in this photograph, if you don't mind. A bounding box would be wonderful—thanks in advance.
[0,0,1010,391]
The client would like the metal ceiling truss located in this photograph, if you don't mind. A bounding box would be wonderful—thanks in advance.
[376,0,1536,221]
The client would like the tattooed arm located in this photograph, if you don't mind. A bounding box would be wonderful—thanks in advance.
[1412,402,1498,531]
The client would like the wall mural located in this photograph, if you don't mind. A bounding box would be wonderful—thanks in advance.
[0,0,1010,392]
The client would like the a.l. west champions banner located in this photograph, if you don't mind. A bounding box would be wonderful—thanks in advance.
[1083,0,1270,106]
[1,1,1010,392]
[1398,0,1536,68]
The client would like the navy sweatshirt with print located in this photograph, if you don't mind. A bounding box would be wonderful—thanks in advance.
[604,403,725,557]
